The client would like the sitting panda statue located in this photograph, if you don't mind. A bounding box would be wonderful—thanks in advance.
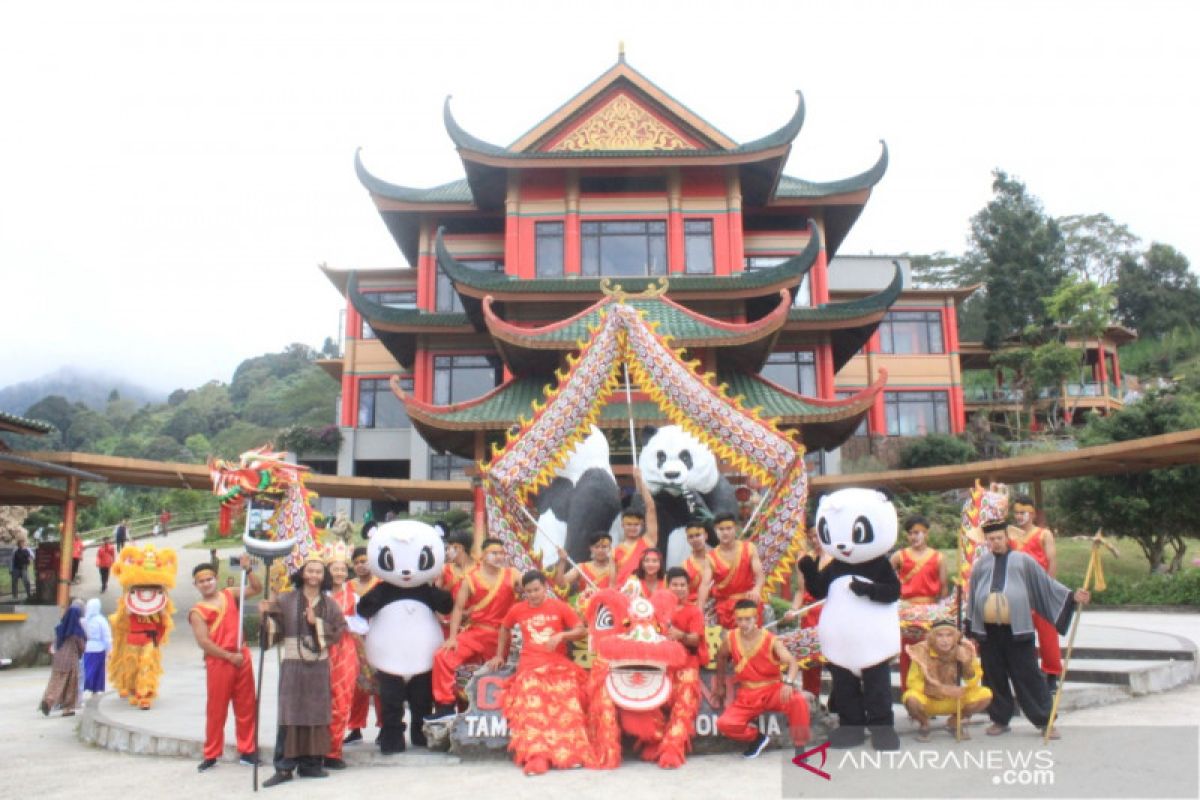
[533,424,622,567]
[638,425,738,568]
[798,488,902,751]
[354,520,453,753]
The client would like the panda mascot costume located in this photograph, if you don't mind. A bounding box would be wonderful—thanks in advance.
[354,520,453,753]
[638,425,738,567]
[798,488,902,750]
[534,424,622,567]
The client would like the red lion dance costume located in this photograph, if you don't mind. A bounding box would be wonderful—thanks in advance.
[583,588,699,769]
[108,543,177,709]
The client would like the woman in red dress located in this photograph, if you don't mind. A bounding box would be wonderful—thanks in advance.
[323,542,359,770]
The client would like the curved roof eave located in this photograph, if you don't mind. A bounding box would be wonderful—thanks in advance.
[774,140,889,200]
[788,260,905,327]
[444,92,806,163]
[347,272,475,330]
[354,148,474,205]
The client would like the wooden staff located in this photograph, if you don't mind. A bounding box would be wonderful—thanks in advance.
[1042,530,1116,744]
[765,599,826,629]
[623,362,639,469]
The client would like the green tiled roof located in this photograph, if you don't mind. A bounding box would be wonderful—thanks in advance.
[348,273,472,328]
[436,224,820,296]
[788,261,904,323]
[775,142,888,199]
[0,411,55,435]
[355,150,475,204]
[445,93,805,160]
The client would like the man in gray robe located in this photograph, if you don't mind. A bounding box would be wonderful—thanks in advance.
[965,521,1090,737]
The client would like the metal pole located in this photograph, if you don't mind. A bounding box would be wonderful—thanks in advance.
[623,363,639,469]
[515,503,598,591]
[252,555,275,792]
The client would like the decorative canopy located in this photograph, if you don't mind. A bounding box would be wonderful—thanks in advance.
[467,284,812,597]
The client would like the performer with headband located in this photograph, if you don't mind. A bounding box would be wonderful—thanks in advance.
[438,529,476,599]
[712,599,809,759]
[259,550,347,787]
[1007,495,1063,692]
[427,537,520,721]
[890,515,948,692]
[708,513,765,630]
[681,518,713,609]
[613,469,658,583]
[554,530,616,597]
[190,554,262,773]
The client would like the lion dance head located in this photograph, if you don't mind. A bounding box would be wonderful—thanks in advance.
[108,543,177,709]
[583,588,699,769]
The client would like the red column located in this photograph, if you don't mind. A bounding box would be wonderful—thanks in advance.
[668,172,684,274]
[1112,348,1122,386]
[564,171,580,275]
[1096,343,1108,385]
[57,476,79,609]
[812,247,830,304]
[505,173,521,277]
[817,346,835,400]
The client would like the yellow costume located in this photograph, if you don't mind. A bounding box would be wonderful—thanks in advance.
[108,544,178,709]
[901,635,992,717]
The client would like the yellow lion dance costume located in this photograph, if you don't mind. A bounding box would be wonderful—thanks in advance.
[108,544,177,709]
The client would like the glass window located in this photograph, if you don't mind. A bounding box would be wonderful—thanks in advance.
[436,259,503,313]
[360,291,417,339]
[761,351,817,397]
[581,220,667,277]
[433,355,502,405]
[836,390,869,437]
[884,391,950,436]
[536,222,564,277]
[879,310,944,354]
[428,453,473,511]
[744,256,811,307]
[803,450,826,477]
[358,376,412,429]
[684,219,714,274]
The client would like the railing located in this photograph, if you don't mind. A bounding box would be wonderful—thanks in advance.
[963,387,1024,403]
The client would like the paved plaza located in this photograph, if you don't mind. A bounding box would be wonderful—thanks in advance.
[4,525,1199,799]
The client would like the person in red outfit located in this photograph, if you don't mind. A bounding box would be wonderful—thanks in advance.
[428,538,520,719]
[189,555,262,772]
[681,519,713,609]
[787,526,831,698]
[344,546,380,744]
[323,542,359,770]
[554,530,616,597]
[71,533,83,584]
[707,513,764,629]
[612,470,659,585]
[712,599,809,759]
[1008,495,1063,692]
[666,567,709,670]
[95,537,116,592]
[438,529,475,599]
[889,515,949,692]
[486,570,590,776]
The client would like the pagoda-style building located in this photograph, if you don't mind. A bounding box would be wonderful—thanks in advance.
[322,55,910,516]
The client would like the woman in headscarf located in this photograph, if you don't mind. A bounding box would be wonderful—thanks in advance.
[40,601,86,716]
[82,598,112,696]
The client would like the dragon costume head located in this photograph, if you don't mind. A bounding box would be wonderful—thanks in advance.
[209,444,319,569]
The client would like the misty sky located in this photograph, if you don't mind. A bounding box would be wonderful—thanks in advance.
[2,0,1197,393]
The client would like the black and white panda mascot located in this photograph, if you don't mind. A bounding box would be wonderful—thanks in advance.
[533,424,622,567]
[638,425,738,567]
[354,520,453,753]
[798,488,902,751]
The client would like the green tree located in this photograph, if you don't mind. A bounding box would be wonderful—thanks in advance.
[967,170,1067,348]
[897,433,976,469]
[1116,243,1200,339]
[1057,213,1139,286]
[1053,391,1200,573]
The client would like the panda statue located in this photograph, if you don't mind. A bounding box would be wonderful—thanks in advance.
[533,424,622,567]
[798,488,902,751]
[354,520,454,753]
[638,425,738,567]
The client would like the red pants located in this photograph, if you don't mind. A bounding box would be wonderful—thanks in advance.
[432,626,499,706]
[203,649,256,759]
[1033,612,1063,675]
[717,682,810,745]
[348,688,381,730]
[327,637,358,759]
